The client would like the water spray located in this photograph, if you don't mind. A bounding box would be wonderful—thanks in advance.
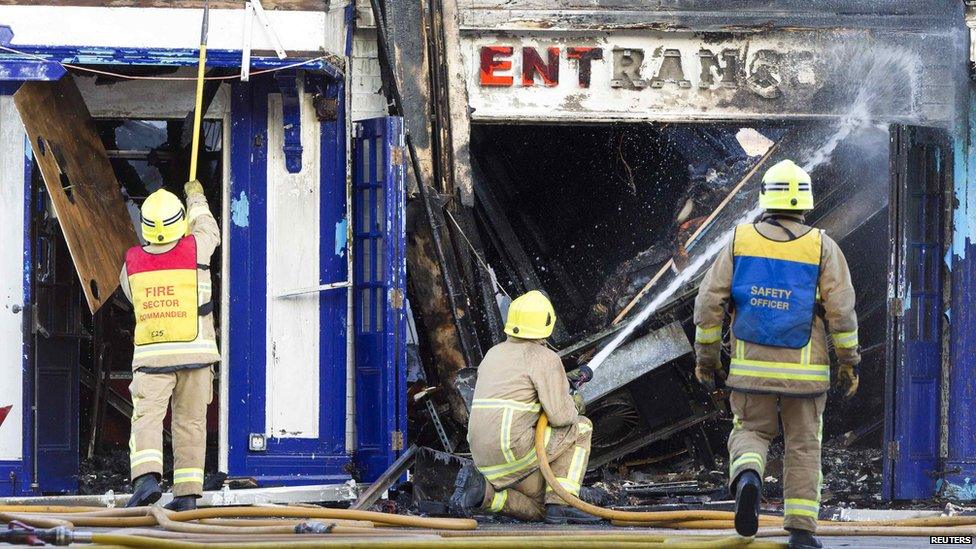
[587,120,886,374]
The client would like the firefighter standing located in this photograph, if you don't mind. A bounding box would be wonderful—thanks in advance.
[451,291,601,524]
[122,180,220,511]
[693,160,860,549]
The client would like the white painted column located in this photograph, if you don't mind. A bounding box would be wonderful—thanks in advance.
[265,84,323,440]
[0,96,25,461]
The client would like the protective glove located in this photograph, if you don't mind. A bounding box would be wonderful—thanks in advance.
[572,392,586,415]
[566,365,594,392]
[184,179,205,197]
[695,364,727,392]
[836,363,859,399]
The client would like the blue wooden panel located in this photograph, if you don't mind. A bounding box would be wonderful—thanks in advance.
[945,113,976,499]
[353,117,406,482]
[226,75,350,485]
[884,126,948,500]
[35,339,79,494]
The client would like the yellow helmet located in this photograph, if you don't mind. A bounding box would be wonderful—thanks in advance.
[141,189,188,244]
[504,290,556,340]
[759,159,814,211]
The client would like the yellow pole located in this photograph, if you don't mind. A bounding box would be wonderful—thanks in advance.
[188,1,209,182]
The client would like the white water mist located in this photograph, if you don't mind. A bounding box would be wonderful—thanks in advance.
[587,45,923,373]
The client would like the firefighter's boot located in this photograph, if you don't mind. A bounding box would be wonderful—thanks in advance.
[450,463,487,517]
[124,474,162,508]
[543,504,602,525]
[734,470,762,536]
[164,495,198,512]
[787,529,822,549]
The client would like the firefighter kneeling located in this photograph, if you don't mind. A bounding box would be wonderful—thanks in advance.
[694,160,861,549]
[451,291,604,524]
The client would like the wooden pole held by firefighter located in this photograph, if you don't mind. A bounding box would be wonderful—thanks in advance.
[188,1,209,182]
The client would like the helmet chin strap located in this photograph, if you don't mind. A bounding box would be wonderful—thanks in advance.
[761,211,803,240]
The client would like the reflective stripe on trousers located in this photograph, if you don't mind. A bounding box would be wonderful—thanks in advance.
[489,490,508,512]
[784,498,819,518]
[173,468,205,485]
[730,451,766,477]
[130,448,163,468]
[546,444,587,496]
[477,427,552,481]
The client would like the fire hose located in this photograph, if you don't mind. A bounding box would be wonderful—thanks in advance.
[533,412,976,537]
[1,415,975,546]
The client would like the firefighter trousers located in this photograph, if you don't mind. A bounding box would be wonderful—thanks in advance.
[727,391,826,533]
[480,417,593,521]
[129,367,213,497]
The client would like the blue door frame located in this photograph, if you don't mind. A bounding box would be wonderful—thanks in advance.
[883,125,951,500]
[226,73,352,485]
[0,82,34,495]
[352,117,407,482]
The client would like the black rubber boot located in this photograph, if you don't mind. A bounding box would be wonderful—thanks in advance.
[543,504,603,525]
[164,495,198,512]
[733,470,761,537]
[449,463,487,517]
[579,485,610,506]
[787,528,822,549]
[124,474,162,508]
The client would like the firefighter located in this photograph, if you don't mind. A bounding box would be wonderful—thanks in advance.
[122,180,220,511]
[450,291,601,524]
[693,160,860,549]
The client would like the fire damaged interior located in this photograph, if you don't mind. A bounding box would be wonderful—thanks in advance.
[446,119,923,501]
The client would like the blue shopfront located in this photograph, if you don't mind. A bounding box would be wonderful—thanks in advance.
[0,21,405,496]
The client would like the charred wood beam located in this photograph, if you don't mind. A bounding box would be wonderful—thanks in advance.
[587,411,719,471]
[406,199,480,424]
[351,445,418,510]
[372,0,482,424]
[449,206,505,346]
[474,143,588,312]
[472,156,571,345]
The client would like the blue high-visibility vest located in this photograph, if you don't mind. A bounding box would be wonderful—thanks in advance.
[730,223,822,349]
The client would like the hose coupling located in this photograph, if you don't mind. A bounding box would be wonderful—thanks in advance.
[294,520,335,534]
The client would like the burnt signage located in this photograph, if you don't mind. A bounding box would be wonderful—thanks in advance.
[462,32,837,122]
[478,44,816,99]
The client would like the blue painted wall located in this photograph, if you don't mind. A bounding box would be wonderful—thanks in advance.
[943,86,976,500]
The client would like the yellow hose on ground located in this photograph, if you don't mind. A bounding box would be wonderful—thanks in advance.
[534,412,976,534]
[197,518,375,528]
[0,504,477,531]
[534,413,782,526]
[0,505,104,513]
[86,532,782,548]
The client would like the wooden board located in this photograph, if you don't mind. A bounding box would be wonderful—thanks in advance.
[15,78,139,313]
[0,0,325,9]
